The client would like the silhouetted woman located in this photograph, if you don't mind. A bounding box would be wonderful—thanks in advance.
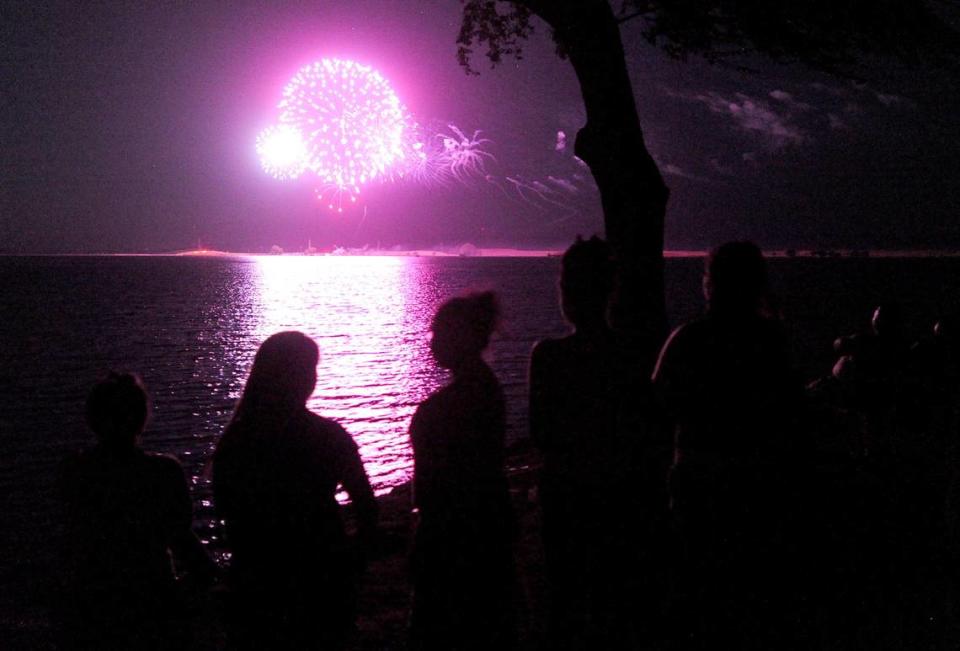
[409,292,517,651]
[653,242,803,649]
[58,372,216,650]
[213,331,378,651]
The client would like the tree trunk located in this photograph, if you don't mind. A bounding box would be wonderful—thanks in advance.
[526,0,670,367]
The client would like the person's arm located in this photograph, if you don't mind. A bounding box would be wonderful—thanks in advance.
[408,405,432,512]
[336,426,379,545]
[651,325,689,421]
[162,457,221,583]
[529,341,552,452]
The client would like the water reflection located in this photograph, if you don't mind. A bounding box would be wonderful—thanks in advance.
[249,256,445,493]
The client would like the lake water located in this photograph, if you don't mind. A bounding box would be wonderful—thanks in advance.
[3,253,960,624]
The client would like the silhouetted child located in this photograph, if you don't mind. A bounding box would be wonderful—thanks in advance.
[58,372,216,650]
[530,236,657,649]
[409,292,517,651]
[213,331,378,651]
[653,241,804,649]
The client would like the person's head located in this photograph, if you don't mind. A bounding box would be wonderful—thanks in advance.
[430,291,500,371]
[704,241,769,315]
[560,235,615,328]
[871,303,903,339]
[86,372,149,449]
[934,314,956,341]
[832,354,857,382]
[237,331,319,416]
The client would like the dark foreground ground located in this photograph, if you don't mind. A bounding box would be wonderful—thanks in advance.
[348,448,547,651]
[8,444,960,650]
[1,447,545,651]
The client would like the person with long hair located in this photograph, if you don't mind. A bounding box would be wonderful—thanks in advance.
[409,292,517,651]
[213,331,378,650]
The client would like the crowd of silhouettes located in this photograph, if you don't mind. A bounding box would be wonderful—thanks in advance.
[56,238,960,649]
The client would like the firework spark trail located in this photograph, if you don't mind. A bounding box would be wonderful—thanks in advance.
[505,175,584,220]
[435,125,496,183]
[506,176,564,208]
[398,129,454,187]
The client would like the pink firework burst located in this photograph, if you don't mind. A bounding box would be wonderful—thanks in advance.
[255,124,308,180]
[257,61,496,209]
[275,58,409,203]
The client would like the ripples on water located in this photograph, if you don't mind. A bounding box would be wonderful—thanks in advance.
[0,255,569,570]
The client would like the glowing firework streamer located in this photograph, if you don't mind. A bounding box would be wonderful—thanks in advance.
[435,125,495,182]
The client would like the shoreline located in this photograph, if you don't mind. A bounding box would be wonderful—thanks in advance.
[6,248,960,259]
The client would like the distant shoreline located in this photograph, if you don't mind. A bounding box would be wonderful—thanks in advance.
[5,248,960,259]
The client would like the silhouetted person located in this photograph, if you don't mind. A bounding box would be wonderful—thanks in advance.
[907,315,959,449]
[213,331,378,651]
[834,304,911,456]
[58,372,217,650]
[653,241,804,649]
[898,315,960,607]
[409,292,517,651]
[530,236,658,649]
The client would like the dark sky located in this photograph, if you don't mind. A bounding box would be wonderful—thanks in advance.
[2,0,958,253]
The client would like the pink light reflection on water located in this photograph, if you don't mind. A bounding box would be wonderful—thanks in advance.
[250,255,445,495]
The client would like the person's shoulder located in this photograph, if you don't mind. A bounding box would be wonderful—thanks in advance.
[653,320,712,379]
[532,336,566,354]
[304,410,344,433]
[57,448,91,487]
[664,319,712,349]
[531,335,576,366]
[142,451,187,479]
[753,315,790,347]
[142,450,183,467]
[410,386,451,434]
[304,411,358,447]
[416,386,449,416]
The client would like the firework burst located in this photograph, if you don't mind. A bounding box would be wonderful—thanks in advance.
[255,124,308,180]
[256,59,494,210]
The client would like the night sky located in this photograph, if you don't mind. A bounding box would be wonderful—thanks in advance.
[2,0,958,254]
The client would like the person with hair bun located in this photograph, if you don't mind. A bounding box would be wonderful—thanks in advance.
[409,291,517,651]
